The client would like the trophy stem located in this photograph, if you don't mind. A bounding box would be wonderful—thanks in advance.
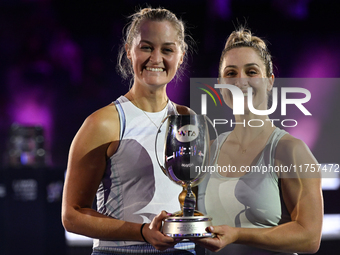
[183,182,195,217]
[178,185,187,211]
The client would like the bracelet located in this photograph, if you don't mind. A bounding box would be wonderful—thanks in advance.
[140,223,149,243]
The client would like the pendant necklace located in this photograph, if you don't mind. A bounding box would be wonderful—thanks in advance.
[233,129,265,154]
[130,94,168,132]
[142,107,168,132]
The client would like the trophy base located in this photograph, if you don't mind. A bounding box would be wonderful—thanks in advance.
[163,215,214,238]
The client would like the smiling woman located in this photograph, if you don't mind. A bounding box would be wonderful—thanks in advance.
[61,7,196,255]
[195,27,323,255]
[117,8,189,88]
[125,20,184,91]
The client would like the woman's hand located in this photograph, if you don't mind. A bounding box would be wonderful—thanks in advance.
[142,211,178,251]
[193,225,238,252]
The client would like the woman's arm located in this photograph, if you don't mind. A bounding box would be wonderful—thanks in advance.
[61,104,176,250]
[195,135,323,254]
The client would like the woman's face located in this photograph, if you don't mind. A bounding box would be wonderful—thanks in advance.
[126,20,184,88]
[219,47,274,113]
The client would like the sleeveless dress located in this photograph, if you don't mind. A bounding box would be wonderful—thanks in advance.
[93,96,195,254]
[198,128,297,255]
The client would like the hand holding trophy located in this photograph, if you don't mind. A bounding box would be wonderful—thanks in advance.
[155,115,217,238]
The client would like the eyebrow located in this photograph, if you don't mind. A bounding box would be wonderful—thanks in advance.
[139,40,177,46]
[223,63,260,71]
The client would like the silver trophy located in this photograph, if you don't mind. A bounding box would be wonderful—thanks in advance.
[155,115,217,238]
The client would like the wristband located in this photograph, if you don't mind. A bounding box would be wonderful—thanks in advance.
[140,223,149,243]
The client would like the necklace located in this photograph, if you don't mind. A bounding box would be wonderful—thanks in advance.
[129,93,168,131]
[141,107,168,132]
[233,129,265,154]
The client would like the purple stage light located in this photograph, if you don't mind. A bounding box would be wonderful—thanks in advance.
[273,0,311,19]
[287,45,339,150]
[213,0,231,20]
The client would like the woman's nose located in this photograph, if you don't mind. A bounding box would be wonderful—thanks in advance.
[235,77,249,87]
[150,49,162,64]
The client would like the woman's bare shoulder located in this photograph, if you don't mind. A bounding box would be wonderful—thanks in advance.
[277,133,308,152]
[86,103,119,124]
[276,133,316,165]
[79,103,120,141]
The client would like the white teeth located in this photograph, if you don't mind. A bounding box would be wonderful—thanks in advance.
[146,67,164,72]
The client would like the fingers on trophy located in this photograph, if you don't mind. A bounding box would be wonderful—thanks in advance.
[156,115,217,238]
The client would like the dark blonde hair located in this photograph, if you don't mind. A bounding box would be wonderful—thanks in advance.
[219,27,273,78]
[117,7,190,84]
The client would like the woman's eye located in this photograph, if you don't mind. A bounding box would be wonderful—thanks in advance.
[224,71,236,77]
[248,70,258,75]
[141,46,152,51]
[163,48,174,53]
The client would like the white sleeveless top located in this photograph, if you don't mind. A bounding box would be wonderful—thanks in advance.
[94,96,183,249]
[198,128,297,255]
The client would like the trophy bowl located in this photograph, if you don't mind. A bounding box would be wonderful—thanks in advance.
[156,114,217,238]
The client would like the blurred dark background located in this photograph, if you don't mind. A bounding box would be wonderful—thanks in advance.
[0,0,339,254]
